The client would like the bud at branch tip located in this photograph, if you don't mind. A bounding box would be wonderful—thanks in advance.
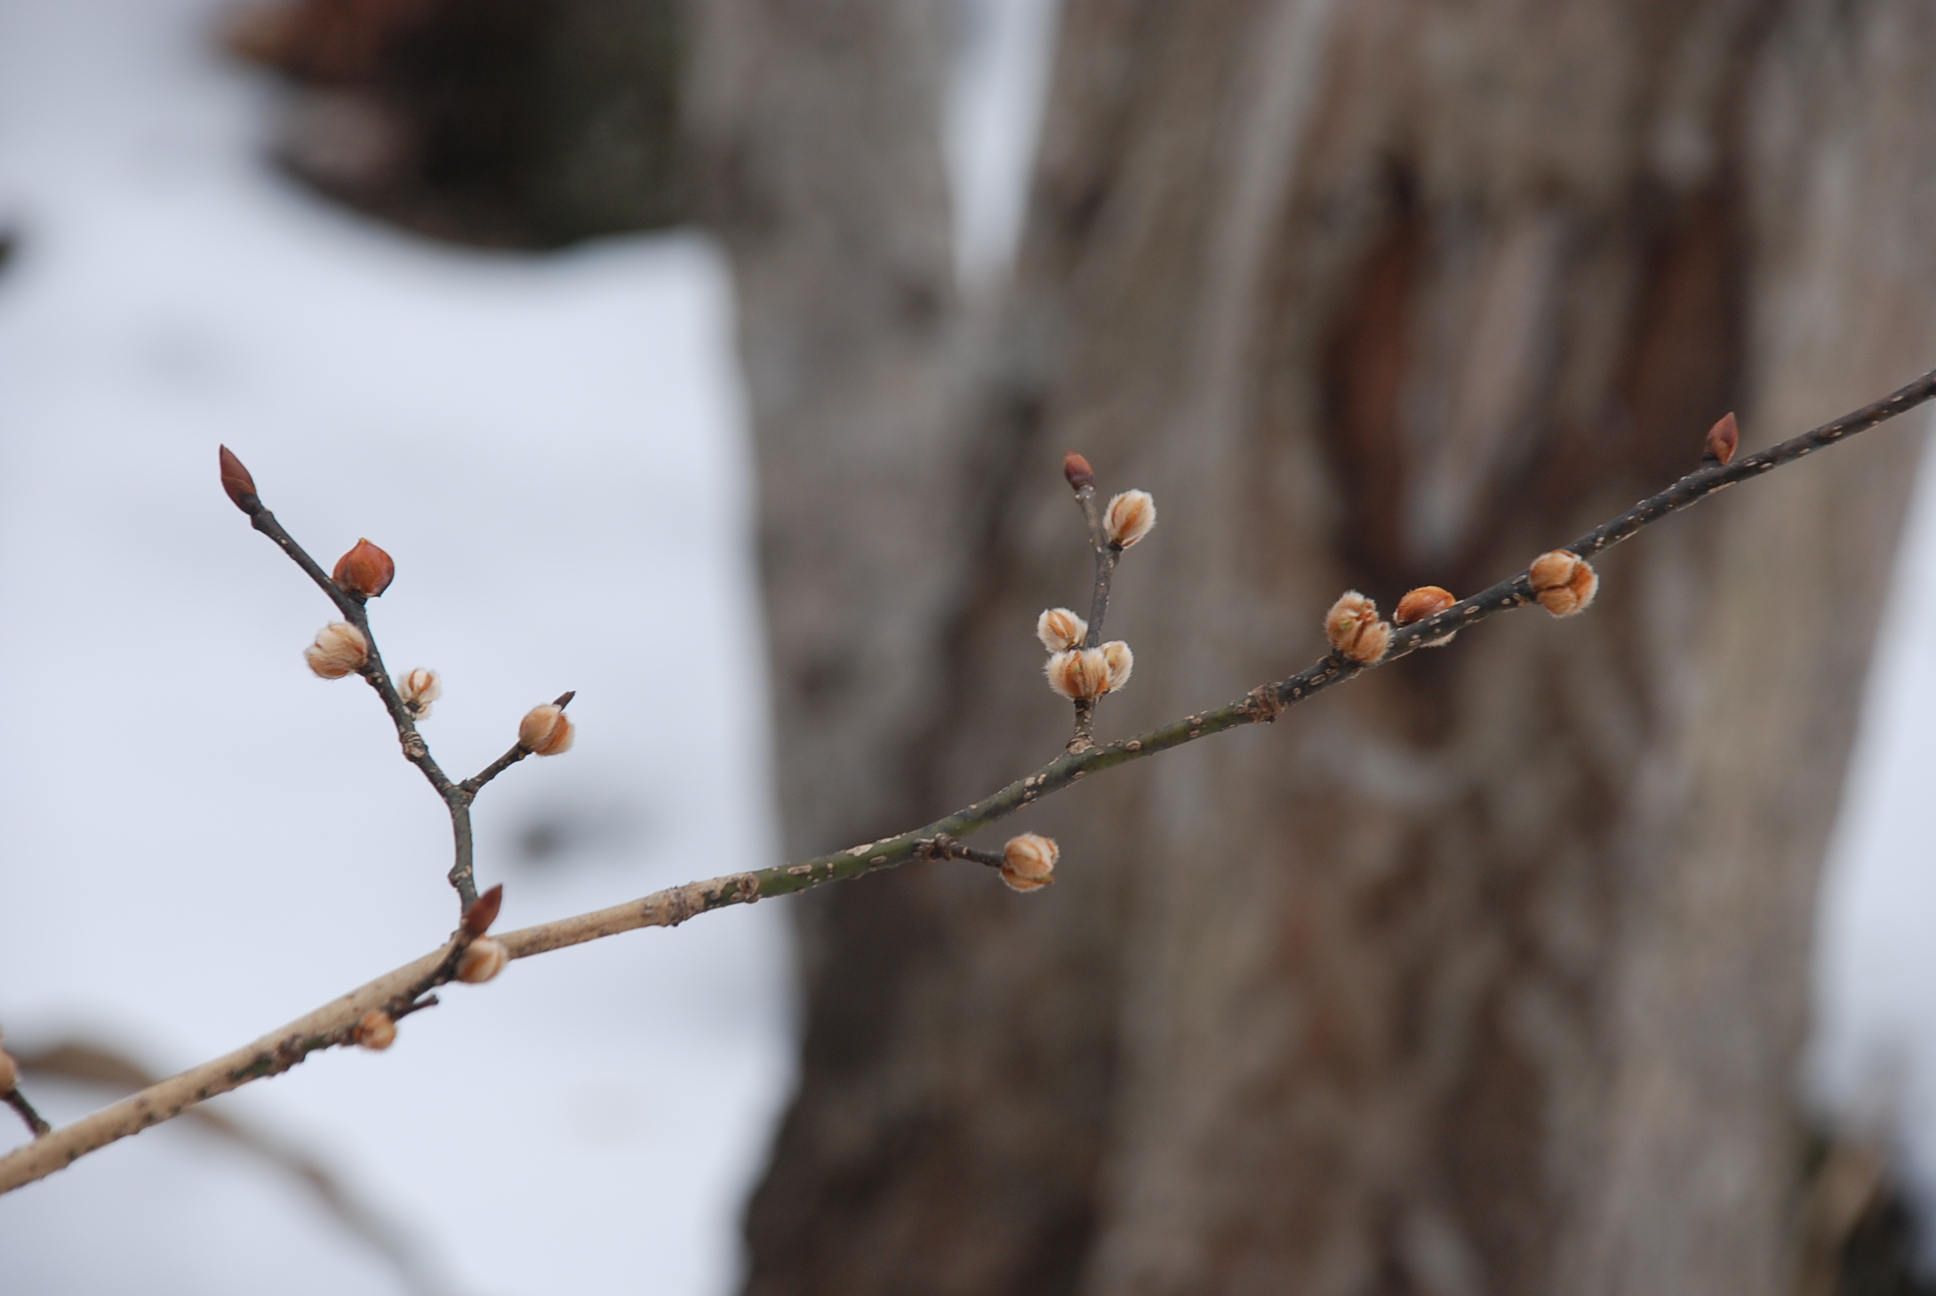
[218,445,260,513]
[1001,833,1058,892]
[1063,452,1095,492]
[519,704,574,756]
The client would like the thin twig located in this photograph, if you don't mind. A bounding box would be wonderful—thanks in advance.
[4,1088,50,1138]
[5,365,1932,1195]
[1067,468,1121,750]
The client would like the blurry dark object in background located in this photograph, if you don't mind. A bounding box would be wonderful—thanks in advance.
[0,227,16,276]
[222,0,683,247]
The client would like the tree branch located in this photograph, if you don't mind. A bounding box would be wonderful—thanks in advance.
[5,366,1932,1195]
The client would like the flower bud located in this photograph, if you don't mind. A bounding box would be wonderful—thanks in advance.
[1001,832,1058,892]
[1703,411,1739,466]
[1063,451,1096,492]
[518,704,574,755]
[462,882,503,937]
[1037,607,1088,653]
[1046,648,1109,701]
[1104,490,1156,549]
[0,1047,16,1094]
[1394,585,1458,647]
[456,936,508,984]
[304,622,369,679]
[1100,640,1133,692]
[399,667,441,718]
[1324,592,1391,664]
[1528,550,1598,617]
[354,1011,396,1051]
[331,539,395,598]
[218,445,260,513]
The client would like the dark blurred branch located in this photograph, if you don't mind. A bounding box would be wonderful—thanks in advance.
[5,364,1934,1195]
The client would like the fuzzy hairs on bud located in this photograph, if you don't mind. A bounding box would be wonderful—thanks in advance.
[456,937,509,984]
[1104,490,1157,549]
[354,1011,396,1051]
[1046,648,1110,701]
[1100,640,1133,692]
[1528,551,1598,617]
[399,668,442,718]
[304,622,369,679]
[1324,592,1391,664]
[1001,833,1058,892]
[1037,607,1088,653]
[518,704,574,756]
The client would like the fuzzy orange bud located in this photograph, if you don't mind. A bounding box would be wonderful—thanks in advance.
[304,622,369,678]
[1104,490,1156,549]
[218,445,259,513]
[1100,640,1133,692]
[399,667,441,718]
[1703,411,1739,466]
[1046,648,1110,701]
[332,539,395,598]
[1001,832,1058,892]
[462,882,503,937]
[456,936,508,984]
[1394,585,1458,647]
[1528,550,1598,617]
[354,1011,396,1051]
[1324,592,1392,664]
[518,704,574,756]
[1063,452,1096,492]
[1037,607,1088,653]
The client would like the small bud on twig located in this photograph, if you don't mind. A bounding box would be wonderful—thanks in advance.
[1104,490,1157,549]
[1063,452,1096,492]
[0,1048,16,1094]
[399,667,442,719]
[518,704,574,756]
[1528,550,1598,617]
[354,1011,396,1051]
[218,445,260,513]
[1000,832,1058,892]
[461,883,503,937]
[456,937,508,984]
[1394,585,1458,647]
[331,539,396,598]
[304,622,369,679]
[1037,607,1088,653]
[1046,648,1110,701]
[1702,411,1739,466]
[1324,592,1392,664]
[1100,640,1134,692]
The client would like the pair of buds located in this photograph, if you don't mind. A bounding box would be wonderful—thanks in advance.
[1041,614,1134,702]
[356,886,512,1051]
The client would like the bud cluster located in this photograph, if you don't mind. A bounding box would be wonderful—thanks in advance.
[1324,592,1392,664]
[1528,550,1598,617]
[1046,641,1133,701]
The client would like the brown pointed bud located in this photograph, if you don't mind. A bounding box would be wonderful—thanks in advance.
[1104,490,1156,548]
[518,704,574,755]
[1046,648,1110,701]
[0,1047,16,1094]
[304,622,369,678]
[1100,640,1133,692]
[462,883,504,937]
[1037,607,1088,652]
[1063,452,1096,491]
[1528,550,1599,617]
[1000,832,1058,892]
[1324,592,1392,664]
[1394,585,1458,647]
[354,1011,396,1051]
[332,539,395,598]
[456,936,509,984]
[1702,411,1739,466]
[399,667,441,719]
[218,445,260,513]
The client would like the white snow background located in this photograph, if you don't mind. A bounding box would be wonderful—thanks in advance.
[4,0,1936,1291]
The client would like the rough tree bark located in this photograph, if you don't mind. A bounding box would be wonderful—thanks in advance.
[719,3,1936,1295]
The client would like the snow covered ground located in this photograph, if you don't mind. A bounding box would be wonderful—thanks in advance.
[5,0,1936,1291]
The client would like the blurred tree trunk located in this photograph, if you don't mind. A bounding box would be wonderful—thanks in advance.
[707,2,1936,1295]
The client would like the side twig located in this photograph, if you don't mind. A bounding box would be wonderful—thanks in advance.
[4,366,1932,1195]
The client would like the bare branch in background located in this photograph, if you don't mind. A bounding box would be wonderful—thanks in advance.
[2,363,1933,1194]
